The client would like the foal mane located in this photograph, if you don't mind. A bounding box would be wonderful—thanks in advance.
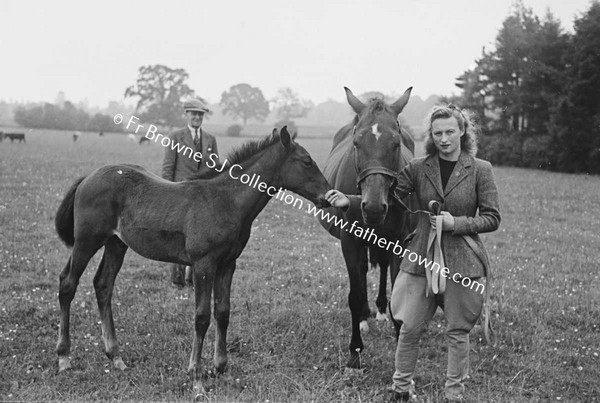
[189,131,282,180]
[226,131,282,166]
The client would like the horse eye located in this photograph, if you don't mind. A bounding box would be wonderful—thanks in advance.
[303,159,312,167]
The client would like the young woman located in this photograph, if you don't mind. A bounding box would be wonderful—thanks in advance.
[326,105,501,402]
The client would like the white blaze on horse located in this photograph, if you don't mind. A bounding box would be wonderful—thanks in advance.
[317,87,417,370]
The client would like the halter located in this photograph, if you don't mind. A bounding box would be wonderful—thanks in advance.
[352,124,399,192]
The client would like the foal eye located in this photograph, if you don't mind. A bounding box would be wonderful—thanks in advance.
[302,159,312,167]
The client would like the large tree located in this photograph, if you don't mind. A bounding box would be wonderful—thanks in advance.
[550,1,600,173]
[125,64,198,128]
[271,87,312,121]
[220,83,269,125]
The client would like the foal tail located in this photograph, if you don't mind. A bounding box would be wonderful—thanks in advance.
[55,176,86,247]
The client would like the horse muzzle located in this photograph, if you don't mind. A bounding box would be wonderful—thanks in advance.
[361,200,388,227]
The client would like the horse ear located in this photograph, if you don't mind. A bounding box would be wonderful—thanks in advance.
[344,87,366,114]
[272,128,278,136]
[390,87,413,116]
[280,126,292,148]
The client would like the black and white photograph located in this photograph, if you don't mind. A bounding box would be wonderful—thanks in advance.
[1,1,599,401]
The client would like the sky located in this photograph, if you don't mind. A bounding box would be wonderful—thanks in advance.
[0,0,595,108]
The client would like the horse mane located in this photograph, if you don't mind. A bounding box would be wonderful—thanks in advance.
[189,131,282,180]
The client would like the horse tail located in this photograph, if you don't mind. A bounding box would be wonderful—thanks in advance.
[55,176,86,247]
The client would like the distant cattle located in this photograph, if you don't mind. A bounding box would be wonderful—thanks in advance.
[73,132,80,142]
[139,136,150,145]
[1,132,26,143]
[127,133,137,143]
[99,131,104,137]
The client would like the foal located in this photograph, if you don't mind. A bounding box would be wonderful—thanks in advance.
[55,127,331,394]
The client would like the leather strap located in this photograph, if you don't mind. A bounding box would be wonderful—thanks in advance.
[425,201,446,297]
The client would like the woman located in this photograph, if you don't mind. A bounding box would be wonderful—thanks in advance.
[326,105,500,402]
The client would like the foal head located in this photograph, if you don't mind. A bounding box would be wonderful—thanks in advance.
[345,87,412,227]
[277,126,331,208]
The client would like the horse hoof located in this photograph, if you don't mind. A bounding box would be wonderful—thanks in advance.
[376,311,389,322]
[113,357,128,371]
[58,356,72,372]
[214,362,227,375]
[359,320,370,333]
[193,380,207,401]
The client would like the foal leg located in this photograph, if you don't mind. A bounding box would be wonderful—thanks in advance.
[188,260,216,396]
[56,240,103,372]
[213,260,236,374]
[93,235,128,370]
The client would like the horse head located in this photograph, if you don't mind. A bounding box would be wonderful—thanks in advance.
[346,87,412,227]
[278,126,332,208]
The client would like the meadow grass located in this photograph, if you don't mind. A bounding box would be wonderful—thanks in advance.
[0,129,599,402]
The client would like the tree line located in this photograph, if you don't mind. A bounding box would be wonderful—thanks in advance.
[13,101,119,133]
[446,1,600,174]
[124,66,312,132]
[10,1,599,173]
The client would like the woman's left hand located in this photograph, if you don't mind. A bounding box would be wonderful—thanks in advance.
[429,211,455,231]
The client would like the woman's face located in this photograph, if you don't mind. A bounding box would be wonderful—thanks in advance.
[431,116,464,160]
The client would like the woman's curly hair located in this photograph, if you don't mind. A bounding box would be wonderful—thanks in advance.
[423,104,480,156]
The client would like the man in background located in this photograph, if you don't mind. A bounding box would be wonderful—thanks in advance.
[162,98,219,287]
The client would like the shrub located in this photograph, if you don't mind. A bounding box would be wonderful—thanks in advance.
[226,124,243,137]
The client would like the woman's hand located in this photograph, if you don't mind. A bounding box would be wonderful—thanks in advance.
[325,189,350,209]
[429,211,455,231]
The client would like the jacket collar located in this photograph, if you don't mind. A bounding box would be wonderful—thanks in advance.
[424,151,473,198]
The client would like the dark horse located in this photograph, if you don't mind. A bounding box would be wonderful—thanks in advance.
[54,127,331,395]
[318,88,417,369]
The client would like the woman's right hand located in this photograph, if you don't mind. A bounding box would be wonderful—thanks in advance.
[325,189,350,208]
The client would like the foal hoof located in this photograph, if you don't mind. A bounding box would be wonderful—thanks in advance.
[376,311,389,322]
[113,357,128,371]
[359,320,370,334]
[58,356,72,372]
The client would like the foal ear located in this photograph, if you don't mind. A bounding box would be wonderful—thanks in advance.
[344,87,366,115]
[390,87,413,117]
[280,126,292,149]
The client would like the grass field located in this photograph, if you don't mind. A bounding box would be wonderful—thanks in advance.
[1,128,599,402]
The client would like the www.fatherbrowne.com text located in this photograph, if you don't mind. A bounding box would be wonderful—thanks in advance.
[113,114,485,295]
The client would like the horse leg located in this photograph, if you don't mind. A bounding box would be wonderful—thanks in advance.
[213,260,236,374]
[359,259,372,333]
[93,235,128,370]
[56,239,103,371]
[341,235,368,369]
[375,252,390,322]
[188,259,215,397]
